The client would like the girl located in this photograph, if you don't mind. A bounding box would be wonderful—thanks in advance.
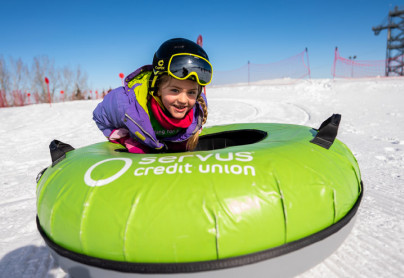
[93,38,212,153]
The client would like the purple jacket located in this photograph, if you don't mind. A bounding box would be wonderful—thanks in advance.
[93,65,207,151]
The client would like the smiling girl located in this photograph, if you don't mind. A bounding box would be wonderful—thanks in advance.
[93,38,212,153]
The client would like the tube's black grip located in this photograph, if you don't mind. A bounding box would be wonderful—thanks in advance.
[49,140,75,166]
[310,114,341,149]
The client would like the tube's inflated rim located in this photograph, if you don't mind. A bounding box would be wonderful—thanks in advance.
[36,184,362,274]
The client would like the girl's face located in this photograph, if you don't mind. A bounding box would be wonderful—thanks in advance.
[158,77,198,119]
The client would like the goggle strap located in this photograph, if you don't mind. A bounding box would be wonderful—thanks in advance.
[150,73,158,89]
[148,73,166,111]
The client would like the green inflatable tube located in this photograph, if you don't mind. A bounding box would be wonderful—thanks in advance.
[36,118,362,276]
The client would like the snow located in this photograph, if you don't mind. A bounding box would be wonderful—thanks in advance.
[1,77,404,277]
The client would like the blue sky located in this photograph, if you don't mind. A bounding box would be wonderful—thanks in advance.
[1,0,403,90]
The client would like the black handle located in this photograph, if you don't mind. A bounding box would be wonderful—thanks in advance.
[310,114,341,149]
[49,140,75,166]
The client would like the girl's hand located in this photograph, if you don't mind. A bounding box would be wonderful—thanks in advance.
[124,137,150,154]
[109,128,129,140]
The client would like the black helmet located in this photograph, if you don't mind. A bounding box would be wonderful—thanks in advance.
[151,38,212,88]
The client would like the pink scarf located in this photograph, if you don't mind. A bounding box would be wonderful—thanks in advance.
[150,97,194,130]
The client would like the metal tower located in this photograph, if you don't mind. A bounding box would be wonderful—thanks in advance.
[372,6,404,76]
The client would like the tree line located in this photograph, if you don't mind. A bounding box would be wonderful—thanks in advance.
[0,55,103,107]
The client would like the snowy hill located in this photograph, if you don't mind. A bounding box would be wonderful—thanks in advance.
[1,77,403,277]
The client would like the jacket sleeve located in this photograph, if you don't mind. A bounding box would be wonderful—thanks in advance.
[92,87,128,138]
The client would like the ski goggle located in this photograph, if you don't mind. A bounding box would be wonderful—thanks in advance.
[167,53,213,86]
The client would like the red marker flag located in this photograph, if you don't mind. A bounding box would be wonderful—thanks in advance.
[197,35,203,47]
[196,35,207,95]
[44,77,51,106]
[119,73,125,86]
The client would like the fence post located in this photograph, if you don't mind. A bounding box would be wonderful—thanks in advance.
[248,61,250,85]
[305,47,311,79]
[332,47,338,79]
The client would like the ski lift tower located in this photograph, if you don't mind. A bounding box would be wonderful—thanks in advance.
[372,6,404,76]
